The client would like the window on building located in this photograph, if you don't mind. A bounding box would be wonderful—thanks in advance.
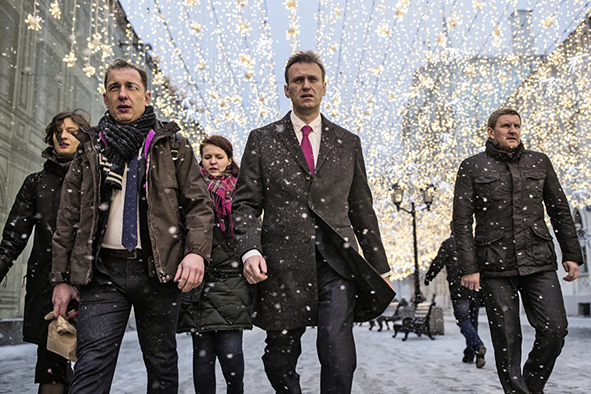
[33,45,61,126]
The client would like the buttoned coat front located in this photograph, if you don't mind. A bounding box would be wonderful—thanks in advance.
[233,112,392,331]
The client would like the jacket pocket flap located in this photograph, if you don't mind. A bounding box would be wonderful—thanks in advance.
[531,226,553,241]
[474,175,500,184]
[474,231,503,245]
[524,171,545,180]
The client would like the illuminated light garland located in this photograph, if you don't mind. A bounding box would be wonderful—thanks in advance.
[25,1,43,30]
[285,0,301,52]
[63,0,78,67]
[60,0,591,279]
[50,1,61,19]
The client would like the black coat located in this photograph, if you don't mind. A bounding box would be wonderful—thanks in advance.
[0,148,72,344]
[233,112,394,330]
[178,222,253,333]
[453,139,583,278]
[425,236,480,301]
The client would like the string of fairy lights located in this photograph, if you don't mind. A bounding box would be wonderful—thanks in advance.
[23,0,591,280]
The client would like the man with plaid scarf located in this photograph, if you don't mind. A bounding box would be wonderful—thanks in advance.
[51,58,214,394]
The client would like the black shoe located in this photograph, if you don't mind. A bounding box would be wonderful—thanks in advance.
[462,346,474,363]
[475,345,486,368]
[462,354,474,363]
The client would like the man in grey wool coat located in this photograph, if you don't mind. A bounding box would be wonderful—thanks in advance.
[232,50,395,394]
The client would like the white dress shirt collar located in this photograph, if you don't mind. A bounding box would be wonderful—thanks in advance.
[290,111,322,134]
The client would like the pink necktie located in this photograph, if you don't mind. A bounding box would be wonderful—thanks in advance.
[301,125,315,175]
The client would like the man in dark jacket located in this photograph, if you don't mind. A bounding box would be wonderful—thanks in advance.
[233,50,395,394]
[453,108,583,394]
[50,59,214,394]
[424,223,486,368]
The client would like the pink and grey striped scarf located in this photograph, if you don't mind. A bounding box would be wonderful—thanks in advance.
[201,167,236,235]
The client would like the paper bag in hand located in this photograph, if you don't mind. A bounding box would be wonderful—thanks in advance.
[44,312,77,361]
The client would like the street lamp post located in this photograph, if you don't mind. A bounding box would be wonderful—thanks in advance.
[391,183,436,306]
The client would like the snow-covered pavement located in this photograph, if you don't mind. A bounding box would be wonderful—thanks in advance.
[1,313,589,394]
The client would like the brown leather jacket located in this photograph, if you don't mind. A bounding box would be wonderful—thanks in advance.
[50,121,214,285]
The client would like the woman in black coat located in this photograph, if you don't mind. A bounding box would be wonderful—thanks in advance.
[0,110,90,394]
[178,135,252,394]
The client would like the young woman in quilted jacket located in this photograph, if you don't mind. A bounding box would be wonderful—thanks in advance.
[177,135,253,394]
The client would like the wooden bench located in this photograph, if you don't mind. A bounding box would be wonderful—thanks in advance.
[369,301,401,331]
[392,295,436,341]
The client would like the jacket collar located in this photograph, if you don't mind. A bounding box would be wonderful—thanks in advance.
[276,111,336,176]
[485,137,524,162]
[41,147,73,176]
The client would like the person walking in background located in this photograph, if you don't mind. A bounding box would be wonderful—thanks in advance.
[0,110,90,394]
[424,222,486,368]
[177,135,253,394]
[232,50,395,394]
[50,58,214,394]
[453,108,583,394]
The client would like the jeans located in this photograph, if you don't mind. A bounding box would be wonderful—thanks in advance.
[69,256,182,394]
[481,271,568,394]
[191,330,245,394]
[452,298,484,355]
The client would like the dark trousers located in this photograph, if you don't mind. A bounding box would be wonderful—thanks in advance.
[481,271,568,394]
[262,256,357,394]
[35,343,72,384]
[191,330,245,394]
[69,256,182,394]
[452,298,484,355]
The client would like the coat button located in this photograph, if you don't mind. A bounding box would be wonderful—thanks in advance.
[306,175,311,180]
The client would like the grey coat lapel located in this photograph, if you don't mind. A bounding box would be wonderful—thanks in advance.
[316,115,337,175]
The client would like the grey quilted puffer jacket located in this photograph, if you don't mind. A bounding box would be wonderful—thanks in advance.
[178,221,253,333]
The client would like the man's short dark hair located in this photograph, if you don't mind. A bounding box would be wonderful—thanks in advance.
[284,50,326,83]
[44,109,91,146]
[487,108,521,129]
[103,58,148,91]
